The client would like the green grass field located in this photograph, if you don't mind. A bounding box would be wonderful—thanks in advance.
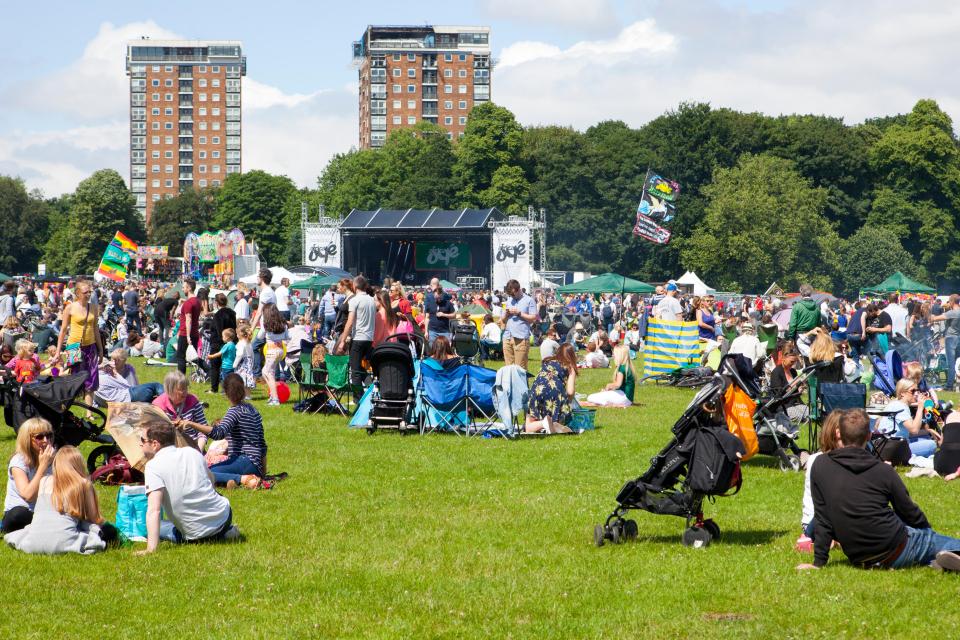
[3,353,960,639]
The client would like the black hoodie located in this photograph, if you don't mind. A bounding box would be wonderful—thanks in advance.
[810,446,929,567]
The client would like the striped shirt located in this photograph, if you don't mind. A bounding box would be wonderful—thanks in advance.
[152,394,208,442]
[209,403,267,475]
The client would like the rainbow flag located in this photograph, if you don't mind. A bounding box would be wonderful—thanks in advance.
[111,231,138,255]
[95,231,139,282]
[643,319,700,375]
[97,261,126,282]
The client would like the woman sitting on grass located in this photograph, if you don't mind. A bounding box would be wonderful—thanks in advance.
[2,418,55,533]
[5,446,117,554]
[153,370,209,449]
[526,343,578,434]
[180,373,268,490]
[877,378,941,458]
[586,344,636,407]
[796,409,842,552]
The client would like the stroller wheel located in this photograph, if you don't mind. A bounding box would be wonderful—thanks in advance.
[623,519,639,541]
[682,526,712,548]
[593,524,606,547]
[610,523,622,545]
[702,519,721,541]
[779,454,802,473]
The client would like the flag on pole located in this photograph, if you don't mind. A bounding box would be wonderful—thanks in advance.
[111,231,138,254]
[643,318,700,375]
[633,169,681,245]
[96,231,138,282]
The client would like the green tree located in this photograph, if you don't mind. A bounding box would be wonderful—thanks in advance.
[837,226,919,298]
[43,169,143,275]
[316,150,387,217]
[280,188,327,265]
[681,154,840,293]
[213,170,298,265]
[454,102,524,204]
[0,177,51,273]
[379,122,458,208]
[148,187,219,257]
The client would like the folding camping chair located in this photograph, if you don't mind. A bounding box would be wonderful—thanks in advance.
[417,361,498,436]
[809,380,867,450]
[319,353,362,416]
[297,352,327,404]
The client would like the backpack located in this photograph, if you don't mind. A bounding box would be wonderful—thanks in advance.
[687,427,745,495]
[602,303,614,322]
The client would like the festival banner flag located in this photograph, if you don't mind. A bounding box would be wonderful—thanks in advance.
[103,244,132,266]
[643,318,700,376]
[633,170,681,246]
[111,231,138,254]
[96,231,139,282]
[97,261,127,282]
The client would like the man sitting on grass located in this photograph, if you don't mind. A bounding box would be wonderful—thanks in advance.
[798,409,960,571]
[136,421,238,555]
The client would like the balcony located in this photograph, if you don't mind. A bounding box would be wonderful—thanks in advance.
[179,115,193,123]
[422,71,438,85]
[179,129,193,137]
[422,87,438,100]
[179,143,193,151]
[226,140,240,150]
[422,106,438,117]
[179,174,193,181]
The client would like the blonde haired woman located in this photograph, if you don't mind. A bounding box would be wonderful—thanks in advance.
[5,446,116,554]
[586,344,636,406]
[2,418,55,533]
[53,280,103,408]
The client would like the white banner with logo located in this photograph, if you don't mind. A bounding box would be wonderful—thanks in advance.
[303,225,342,269]
[491,226,531,292]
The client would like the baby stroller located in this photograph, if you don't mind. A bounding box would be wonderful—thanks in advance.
[871,350,902,397]
[594,374,746,548]
[366,335,423,434]
[1,370,118,474]
[452,322,483,366]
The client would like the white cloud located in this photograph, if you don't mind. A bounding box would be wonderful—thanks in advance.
[242,78,319,111]
[479,0,618,32]
[495,2,960,132]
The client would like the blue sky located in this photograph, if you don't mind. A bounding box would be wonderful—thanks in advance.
[0,0,955,198]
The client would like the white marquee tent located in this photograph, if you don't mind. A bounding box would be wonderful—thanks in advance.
[676,271,716,296]
[239,266,306,285]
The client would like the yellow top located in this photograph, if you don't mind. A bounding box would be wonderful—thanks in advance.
[67,304,97,346]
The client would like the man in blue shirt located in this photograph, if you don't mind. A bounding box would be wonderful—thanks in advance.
[424,277,455,350]
[502,279,538,370]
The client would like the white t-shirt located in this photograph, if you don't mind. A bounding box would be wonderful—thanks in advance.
[257,286,277,330]
[274,285,290,312]
[481,322,502,343]
[654,295,683,321]
[144,446,231,541]
[234,296,250,321]
[5,453,52,512]
[728,334,766,367]
[801,451,824,528]
[886,303,909,337]
[348,292,377,342]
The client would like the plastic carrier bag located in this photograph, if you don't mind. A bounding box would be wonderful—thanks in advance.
[115,485,148,541]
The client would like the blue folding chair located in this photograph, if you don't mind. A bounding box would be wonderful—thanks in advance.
[416,359,498,436]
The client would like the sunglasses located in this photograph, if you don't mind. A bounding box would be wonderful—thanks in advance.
[31,432,53,441]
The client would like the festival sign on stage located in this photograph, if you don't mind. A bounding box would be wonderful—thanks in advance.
[414,241,472,270]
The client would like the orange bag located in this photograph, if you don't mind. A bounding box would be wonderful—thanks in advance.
[724,384,758,461]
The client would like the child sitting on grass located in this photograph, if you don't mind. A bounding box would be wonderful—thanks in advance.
[208,328,237,381]
[12,339,41,384]
[586,344,635,406]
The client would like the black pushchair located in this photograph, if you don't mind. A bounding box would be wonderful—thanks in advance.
[1,370,118,474]
[366,334,424,435]
[594,374,746,548]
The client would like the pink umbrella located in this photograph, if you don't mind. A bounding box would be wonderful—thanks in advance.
[772,309,792,330]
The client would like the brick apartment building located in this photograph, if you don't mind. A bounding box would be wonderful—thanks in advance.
[353,26,491,149]
[126,40,245,223]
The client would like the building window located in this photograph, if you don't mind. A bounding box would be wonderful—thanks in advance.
[198,136,207,144]
[392,54,400,61]
[407,68,415,78]
[443,101,452,109]
[446,132,453,140]
[151,151,160,159]
[212,108,221,116]
[212,136,220,144]
[198,108,207,116]
[407,53,415,61]
[392,100,401,109]
[212,122,220,131]
[444,116,453,125]
[392,116,401,125]
[164,150,173,158]
[199,93,207,101]
[474,85,490,100]
[199,179,208,187]
[444,69,452,78]
[212,150,220,158]
[152,65,160,72]
[458,85,467,94]
[459,54,467,61]
[212,165,220,173]
[392,84,401,94]
[165,165,173,173]
[212,180,221,186]
[407,116,416,125]
[151,179,160,188]
[152,93,160,101]
[199,150,207,159]
[226,165,240,174]
[152,79,160,87]
[199,65,207,73]
[392,68,400,77]
[165,93,173,101]
[211,66,220,73]
[165,122,173,130]
[165,136,173,144]
[152,194,161,202]
[151,108,160,115]
[444,54,452,62]
[152,164,160,173]
[165,65,173,72]
[152,122,160,130]
[459,100,467,109]
[444,85,453,94]
[459,116,467,125]
[407,84,415,93]
[199,122,208,130]
[458,132,464,139]
[212,94,220,102]
[458,69,467,78]
[164,107,173,115]
[165,179,173,187]
[199,165,207,174]
[152,135,160,144]
[407,100,416,109]
[199,79,207,87]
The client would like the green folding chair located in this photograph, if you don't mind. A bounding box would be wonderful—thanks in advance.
[298,352,326,404]
[806,374,820,451]
[321,354,361,416]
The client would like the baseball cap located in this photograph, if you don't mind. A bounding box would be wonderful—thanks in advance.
[666,282,678,292]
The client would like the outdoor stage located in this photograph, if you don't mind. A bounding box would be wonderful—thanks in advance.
[301,207,545,290]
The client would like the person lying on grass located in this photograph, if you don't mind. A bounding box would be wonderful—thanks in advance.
[586,344,635,407]
[176,373,268,490]
[798,409,960,571]
[137,420,237,555]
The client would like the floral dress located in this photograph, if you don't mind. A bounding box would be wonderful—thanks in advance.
[528,360,573,424]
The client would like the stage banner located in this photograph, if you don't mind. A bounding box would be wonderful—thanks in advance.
[642,319,699,376]
[303,226,342,269]
[414,241,471,270]
[491,226,531,291]
[137,245,168,258]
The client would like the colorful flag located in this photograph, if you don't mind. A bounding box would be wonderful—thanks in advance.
[643,319,699,375]
[95,231,139,282]
[111,231,139,255]
[97,261,126,282]
[633,169,681,246]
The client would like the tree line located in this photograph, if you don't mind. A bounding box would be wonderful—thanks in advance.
[0,99,955,297]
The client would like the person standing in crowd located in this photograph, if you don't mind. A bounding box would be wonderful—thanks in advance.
[787,284,821,342]
[233,284,250,323]
[502,279,537,371]
[174,279,201,376]
[0,281,17,328]
[885,293,909,339]
[863,302,892,357]
[275,277,291,322]
[931,295,960,391]
[696,295,719,365]
[153,290,178,347]
[249,269,276,379]
[206,293,237,394]
[424,278,454,349]
[654,281,683,321]
[123,282,141,333]
[335,275,376,400]
[260,303,288,407]
[318,285,339,341]
[53,280,102,410]
[846,301,865,358]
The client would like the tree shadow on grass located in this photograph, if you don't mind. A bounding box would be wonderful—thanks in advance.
[637,528,788,546]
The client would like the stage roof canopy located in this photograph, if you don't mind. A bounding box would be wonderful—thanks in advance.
[340,207,502,230]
